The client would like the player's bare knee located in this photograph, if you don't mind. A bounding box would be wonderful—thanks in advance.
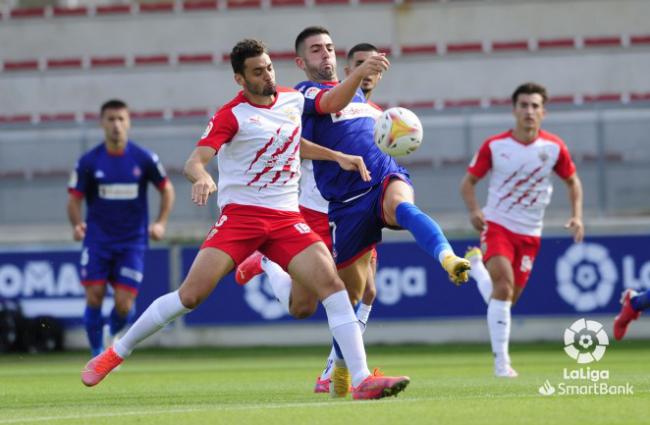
[177,289,203,310]
[363,284,377,304]
[115,303,132,317]
[492,282,514,301]
[289,302,317,319]
[347,289,363,306]
[318,274,346,299]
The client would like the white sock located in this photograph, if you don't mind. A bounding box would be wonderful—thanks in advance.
[356,303,372,328]
[468,256,493,304]
[261,257,292,313]
[319,354,336,380]
[320,303,373,380]
[322,290,371,387]
[487,299,512,366]
[113,291,191,358]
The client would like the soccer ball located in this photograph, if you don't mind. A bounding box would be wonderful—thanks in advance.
[374,107,423,157]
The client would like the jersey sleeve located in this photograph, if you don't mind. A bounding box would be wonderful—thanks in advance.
[67,155,90,198]
[553,140,577,179]
[144,151,169,190]
[197,107,239,152]
[296,81,327,116]
[467,140,492,178]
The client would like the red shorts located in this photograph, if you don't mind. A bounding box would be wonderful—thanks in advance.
[481,221,541,288]
[200,204,323,270]
[299,205,332,252]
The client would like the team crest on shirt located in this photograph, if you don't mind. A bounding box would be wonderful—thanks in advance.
[281,106,301,125]
[538,149,550,163]
[94,170,105,179]
[304,87,320,100]
[132,166,142,177]
[248,115,262,126]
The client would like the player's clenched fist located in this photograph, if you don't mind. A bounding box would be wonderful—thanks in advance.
[73,222,87,241]
[191,177,217,206]
[355,53,390,78]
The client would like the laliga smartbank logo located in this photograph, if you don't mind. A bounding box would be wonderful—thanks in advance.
[538,318,634,397]
[563,318,608,363]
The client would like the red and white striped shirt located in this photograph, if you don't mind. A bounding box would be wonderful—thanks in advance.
[467,129,576,236]
[198,87,304,211]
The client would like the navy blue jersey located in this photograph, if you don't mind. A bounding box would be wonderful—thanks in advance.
[295,80,401,202]
[68,141,168,247]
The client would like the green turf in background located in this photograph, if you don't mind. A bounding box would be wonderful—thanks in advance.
[0,343,648,425]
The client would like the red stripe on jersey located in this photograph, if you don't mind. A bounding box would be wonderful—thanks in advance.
[497,165,525,191]
[247,129,279,171]
[496,165,542,208]
[507,176,544,212]
[82,279,105,287]
[156,178,169,191]
[68,188,84,199]
[247,126,300,186]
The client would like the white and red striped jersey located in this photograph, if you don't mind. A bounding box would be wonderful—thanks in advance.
[467,129,576,236]
[197,87,304,212]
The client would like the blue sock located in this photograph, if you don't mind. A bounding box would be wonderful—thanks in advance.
[84,305,104,356]
[631,290,650,311]
[395,202,453,262]
[108,306,135,336]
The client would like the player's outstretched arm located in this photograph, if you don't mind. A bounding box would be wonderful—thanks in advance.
[460,172,486,232]
[184,146,217,206]
[563,173,584,243]
[300,138,371,182]
[318,54,390,113]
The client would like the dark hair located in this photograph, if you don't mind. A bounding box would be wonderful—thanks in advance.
[347,43,378,61]
[100,99,128,116]
[295,26,330,54]
[511,82,548,105]
[230,39,268,75]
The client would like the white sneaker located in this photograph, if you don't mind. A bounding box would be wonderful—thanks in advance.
[495,363,518,378]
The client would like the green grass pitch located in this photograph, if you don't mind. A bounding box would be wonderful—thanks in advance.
[1,342,648,425]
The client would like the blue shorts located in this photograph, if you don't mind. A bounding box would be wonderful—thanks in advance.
[79,244,146,294]
[328,171,412,268]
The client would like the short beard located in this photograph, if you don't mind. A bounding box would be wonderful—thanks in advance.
[245,80,276,97]
[261,84,276,96]
[306,63,336,82]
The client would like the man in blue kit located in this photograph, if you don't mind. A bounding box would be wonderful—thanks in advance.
[67,99,175,356]
[293,26,472,396]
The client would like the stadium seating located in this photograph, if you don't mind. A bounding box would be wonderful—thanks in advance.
[1,0,649,229]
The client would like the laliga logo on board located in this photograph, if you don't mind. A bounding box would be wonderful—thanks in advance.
[555,243,617,312]
[563,318,608,364]
[538,318,633,397]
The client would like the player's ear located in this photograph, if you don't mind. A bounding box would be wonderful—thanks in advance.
[295,56,305,70]
[234,73,245,88]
